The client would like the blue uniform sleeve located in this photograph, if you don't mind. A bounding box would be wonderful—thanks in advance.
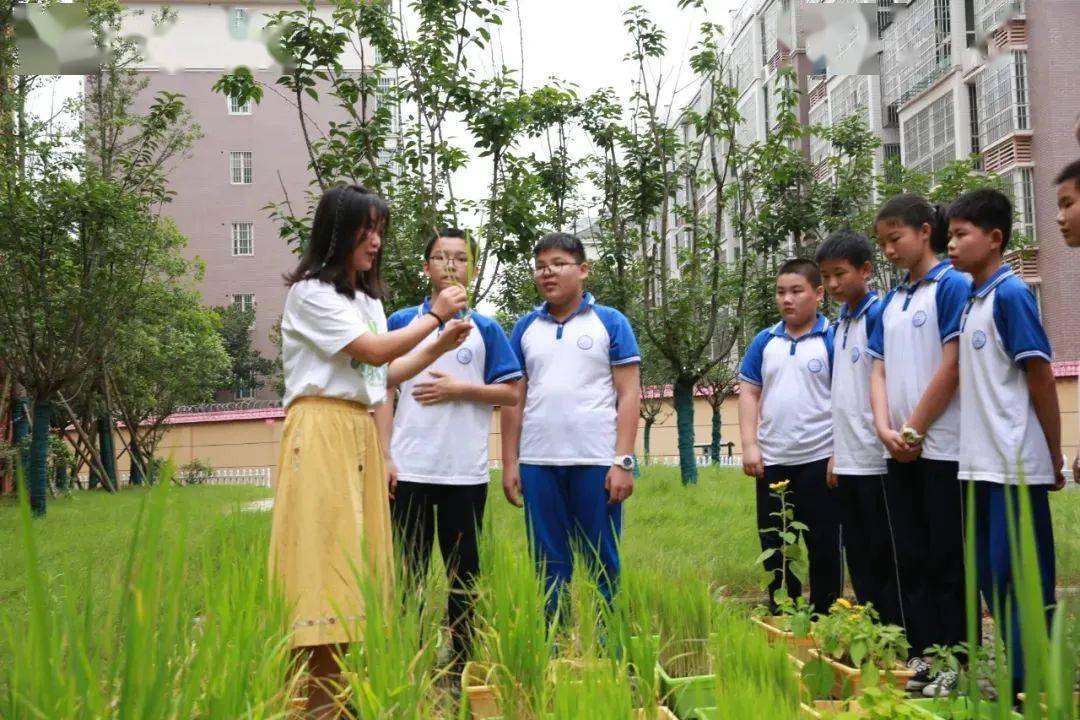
[595,306,641,366]
[509,313,537,377]
[824,323,836,375]
[386,306,417,333]
[992,279,1052,365]
[936,271,972,344]
[866,290,893,360]
[738,329,772,386]
[477,315,524,384]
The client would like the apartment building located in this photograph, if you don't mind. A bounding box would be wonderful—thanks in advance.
[119,1,390,400]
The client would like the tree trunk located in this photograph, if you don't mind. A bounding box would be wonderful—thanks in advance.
[643,418,653,465]
[129,435,143,486]
[710,403,722,464]
[12,396,29,476]
[673,378,697,486]
[97,414,117,489]
[29,399,51,517]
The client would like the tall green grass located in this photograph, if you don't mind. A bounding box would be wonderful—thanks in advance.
[1,465,298,719]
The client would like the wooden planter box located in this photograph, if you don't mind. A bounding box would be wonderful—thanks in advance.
[462,661,501,720]
[752,615,817,663]
[806,648,915,699]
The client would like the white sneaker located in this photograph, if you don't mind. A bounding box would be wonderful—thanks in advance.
[905,657,932,691]
[923,670,960,698]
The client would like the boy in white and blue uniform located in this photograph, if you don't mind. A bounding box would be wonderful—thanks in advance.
[738,258,843,615]
[947,189,1063,695]
[378,228,522,663]
[816,231,902,627]
[500,233,641,621]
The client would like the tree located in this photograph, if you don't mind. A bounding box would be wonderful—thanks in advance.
[110,283,229,485]
[636,342,672,464]
[213,304,275,400]
[620,7,746,484]
[699,359,737,463]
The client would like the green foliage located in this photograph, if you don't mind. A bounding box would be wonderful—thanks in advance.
[212,303,275,399]
[179,459,215,485]
[813,600,910,672]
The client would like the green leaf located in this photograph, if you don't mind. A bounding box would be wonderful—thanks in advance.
[802,658,834,699]
[753,548,777,566]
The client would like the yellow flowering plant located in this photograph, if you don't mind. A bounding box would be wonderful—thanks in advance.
[754,479,809,613]
[813,600,910,672]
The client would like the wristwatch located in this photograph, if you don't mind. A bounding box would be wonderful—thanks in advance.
[613,454,635,471]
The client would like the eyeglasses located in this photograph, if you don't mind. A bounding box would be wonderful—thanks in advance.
[533,261,583,276]
[428,254,470,267]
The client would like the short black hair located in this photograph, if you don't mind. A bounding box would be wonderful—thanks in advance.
[815,230,874,268]
[534,232,586,263]
[874,193,949,254]
[1055,159,1080,191]
[424,227,478,259]
[777,258,822,288]
[946,188,1013,251]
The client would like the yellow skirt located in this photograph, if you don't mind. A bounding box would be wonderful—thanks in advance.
[268,396,393,647]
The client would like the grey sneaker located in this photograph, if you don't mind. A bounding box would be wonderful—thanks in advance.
[905,657,933,691]
[923,670,960,698]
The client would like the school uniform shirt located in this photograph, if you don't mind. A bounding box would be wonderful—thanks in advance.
[831,293,888,476]
[510,293,641,467]
[867,260,970,463]
[281,278,388,409]
[387,302,522,485]
[738,314,835,467]
[958,266,1055,485]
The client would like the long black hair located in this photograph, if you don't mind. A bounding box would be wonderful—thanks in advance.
[874,192,949,254]
[285,184,389,299]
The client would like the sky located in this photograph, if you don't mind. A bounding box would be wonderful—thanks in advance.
[25,0,741,226]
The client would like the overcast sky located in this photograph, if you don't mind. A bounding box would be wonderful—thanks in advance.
[27,0,741,222]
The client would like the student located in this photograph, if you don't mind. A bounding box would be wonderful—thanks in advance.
[376,228,522,666]
[738,258,843,616]
[269,184,471,717]
[500,232,641,621]
[816,232,902,627]
[947,188,1064,696]
[1055,160,1080,485]
[867,193,971,695]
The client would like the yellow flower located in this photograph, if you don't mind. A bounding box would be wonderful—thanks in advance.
[834,598,852,610]
[768,480,790,491]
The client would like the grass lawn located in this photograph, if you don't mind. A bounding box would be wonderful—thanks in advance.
[3,466,1078,621]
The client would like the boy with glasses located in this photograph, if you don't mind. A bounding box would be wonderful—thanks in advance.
[377,228,522,666]
[500,232,642,620]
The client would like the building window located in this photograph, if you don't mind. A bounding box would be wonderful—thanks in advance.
[228,94,251,115]
[232,293,255,313]
[902,91,956,175]
[977,50,1027,150]
[976,0,1025,36]
[229,151,252,184]
[231,8,249,34]
[881,0,953,107]
[231,222,253,256]
[968,83,980,155]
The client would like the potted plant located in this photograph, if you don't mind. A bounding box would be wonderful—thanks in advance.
[753,596,817,663]
[806,599,914,698]
[799,685,938,718]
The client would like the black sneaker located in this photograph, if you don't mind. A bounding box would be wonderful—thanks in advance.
[905,657,933,691]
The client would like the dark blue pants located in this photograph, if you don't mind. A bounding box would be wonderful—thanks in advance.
[520,464,622,620]
[973,482,1056,692]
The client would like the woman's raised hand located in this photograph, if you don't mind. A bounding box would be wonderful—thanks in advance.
[433,319,472,353]
[432,286,467,320]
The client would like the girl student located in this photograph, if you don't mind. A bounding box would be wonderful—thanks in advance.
[269,184,471,717]
[866,193,972,697]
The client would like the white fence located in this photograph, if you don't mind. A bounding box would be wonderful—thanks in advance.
[77,466,272,489]
[487,455,743,470]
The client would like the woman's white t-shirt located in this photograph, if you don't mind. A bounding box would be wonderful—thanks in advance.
[281,279,388,408]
